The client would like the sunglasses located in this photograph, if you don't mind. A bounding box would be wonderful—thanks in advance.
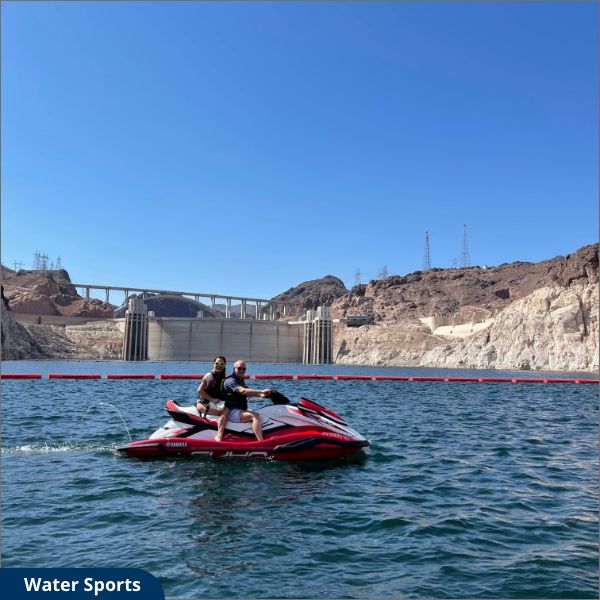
[213,362,225,368]
[235,367,247,371]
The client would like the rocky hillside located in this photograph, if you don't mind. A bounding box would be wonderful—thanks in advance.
[1,266,115,317]
[330,244,598,324]
[273,275,348,316]
[332,244,599,372]
[1,266,121,359]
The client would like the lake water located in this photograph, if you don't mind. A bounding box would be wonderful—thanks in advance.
[2,360,598,599]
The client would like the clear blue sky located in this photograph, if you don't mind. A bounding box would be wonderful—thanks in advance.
[2,1,598,300]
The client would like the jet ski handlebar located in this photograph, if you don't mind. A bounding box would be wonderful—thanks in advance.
[269,390,291,405]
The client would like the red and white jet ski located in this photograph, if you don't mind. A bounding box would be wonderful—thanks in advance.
[117,395,369,461]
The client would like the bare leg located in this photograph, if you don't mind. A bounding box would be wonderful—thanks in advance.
[251,414,263,441]
[239,411,263,441]
[215,407,229,441]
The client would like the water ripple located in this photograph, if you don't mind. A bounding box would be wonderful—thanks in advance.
[1,362,598,598]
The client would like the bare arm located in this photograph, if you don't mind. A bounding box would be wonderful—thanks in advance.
[234,386,272,398]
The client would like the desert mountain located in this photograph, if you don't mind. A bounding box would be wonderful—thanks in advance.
[272,275,348,316]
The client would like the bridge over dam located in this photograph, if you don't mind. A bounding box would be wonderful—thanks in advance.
[70,283,332,364]
[71,283,288,319]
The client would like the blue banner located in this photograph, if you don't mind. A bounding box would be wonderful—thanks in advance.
[0,569,164,600]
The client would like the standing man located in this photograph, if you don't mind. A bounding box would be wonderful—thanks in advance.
[221,360,272,441]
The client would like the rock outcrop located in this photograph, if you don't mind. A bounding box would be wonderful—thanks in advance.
[334,321,444,366]
[1,288,44,359]
[20,321,123,360]
[1,267,115,317]
[273,275,348,317]
[420,284,599,372]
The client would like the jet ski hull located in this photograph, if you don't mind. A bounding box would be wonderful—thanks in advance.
[118,429,368,460]
[117,398,369,461]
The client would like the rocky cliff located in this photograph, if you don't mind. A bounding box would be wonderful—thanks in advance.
[420,283,598,372]
[331,244,599,372]
[1,288,44,359]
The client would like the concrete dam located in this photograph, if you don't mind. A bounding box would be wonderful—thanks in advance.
[147,317,304,362]
[121,299,332,364]
[58,283,333,363]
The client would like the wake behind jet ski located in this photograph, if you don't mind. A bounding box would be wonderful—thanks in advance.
[117,393,369,461]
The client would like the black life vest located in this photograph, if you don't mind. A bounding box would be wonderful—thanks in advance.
[206,370,226,398]
[222,374,248,411]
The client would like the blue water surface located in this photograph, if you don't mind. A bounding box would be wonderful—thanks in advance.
[2,360,598,599]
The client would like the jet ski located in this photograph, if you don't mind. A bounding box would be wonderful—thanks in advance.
[117,393,369,461]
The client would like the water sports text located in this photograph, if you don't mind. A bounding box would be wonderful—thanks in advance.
[23,577,141,596]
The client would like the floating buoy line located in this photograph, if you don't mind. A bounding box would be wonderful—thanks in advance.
[1,373,598,384]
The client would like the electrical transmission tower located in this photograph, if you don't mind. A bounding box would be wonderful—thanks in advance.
[378,265,388,280]
[55,256,62,270]
[32,251,51,271]
[461,224,470,268]
[354,268,361,286]
[423,231,431,271]
[32,251,41,270]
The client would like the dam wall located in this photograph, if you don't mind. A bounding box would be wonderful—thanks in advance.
[147,317,304,362]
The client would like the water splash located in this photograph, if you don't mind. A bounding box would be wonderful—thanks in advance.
[92,401,133,441]
[2,442,113,454]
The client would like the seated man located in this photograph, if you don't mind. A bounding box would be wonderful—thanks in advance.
[220,360,272,441]
[196,356,227,418]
